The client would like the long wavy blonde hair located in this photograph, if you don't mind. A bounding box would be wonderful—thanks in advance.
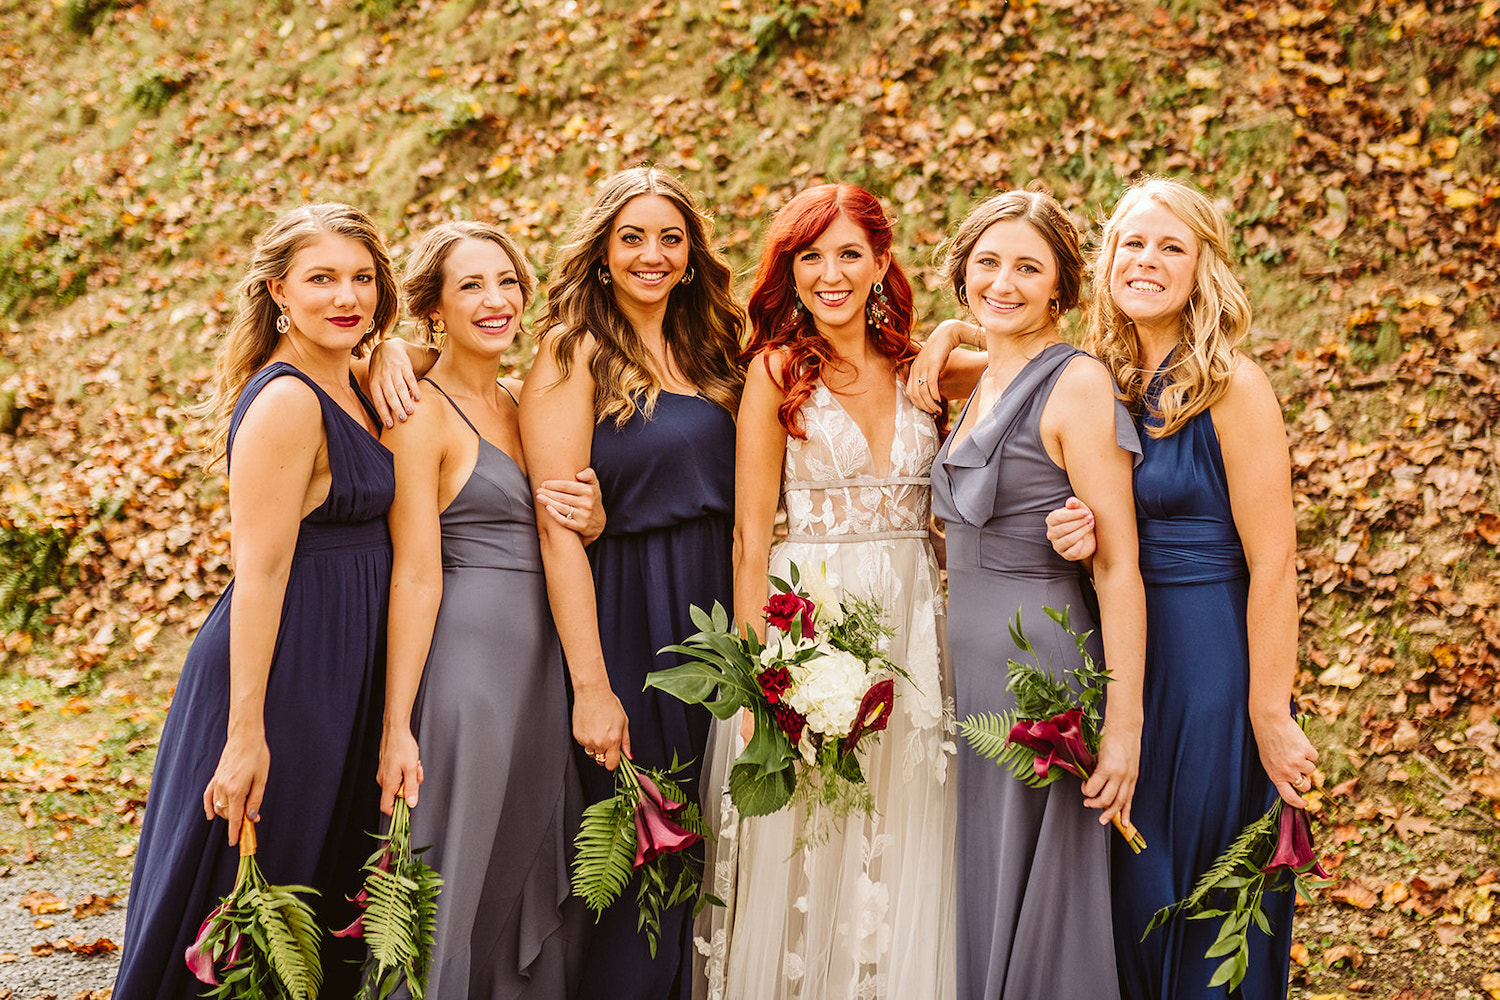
[542,166,745,425]
[1088,177,1251,438]
[202,203,398,462]
[403,220,536,341]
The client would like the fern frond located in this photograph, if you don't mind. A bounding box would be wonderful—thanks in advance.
[571,793,638,914]
[957,713,1061,789]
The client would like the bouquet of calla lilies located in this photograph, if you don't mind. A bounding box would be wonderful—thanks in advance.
[958,606,1147,852]
[649,562,901,829]
[1144,775,1330,989]
[184,819,322,1000]
[570,755,711,958]
[335,790,444,1000]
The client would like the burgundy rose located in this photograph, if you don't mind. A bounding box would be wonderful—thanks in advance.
[1261,804,1330,878]
[184,902,228,985]
[1008,707,1096,781]
[773,702,807,744]
[844,678,896,752]
[764,592,816,638]
[633,772,702,867]
[757,666,793,704]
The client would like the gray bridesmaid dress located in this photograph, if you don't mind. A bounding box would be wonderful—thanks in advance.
[403,381,583,999]
[930,343,1140,1000]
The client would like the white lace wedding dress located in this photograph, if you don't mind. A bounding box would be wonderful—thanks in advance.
[695,378,957,1000]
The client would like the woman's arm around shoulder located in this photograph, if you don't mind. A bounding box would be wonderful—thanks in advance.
[733,349,792,641]
[519,330,631,769]
[208,374,325,845]
[1048,354,1147,832]
[378,395,451,813]
[352,338,438,428]
[907,319,986,413]
[1213,353,1318,807]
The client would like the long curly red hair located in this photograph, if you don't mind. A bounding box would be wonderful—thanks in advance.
[744,184,918,439]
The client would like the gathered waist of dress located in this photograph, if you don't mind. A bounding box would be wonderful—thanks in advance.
[294,517,391,556]
[783,527,930,544]
[1138,517,1247,586]
[942,517,1078,580]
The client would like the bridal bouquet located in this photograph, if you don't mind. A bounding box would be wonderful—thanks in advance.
[570,756,711,958]
[649,562,899,826]
[958,605,1147,852]
[1144,771,1329,989]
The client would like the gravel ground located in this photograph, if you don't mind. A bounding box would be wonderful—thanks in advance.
[0,848,130,999]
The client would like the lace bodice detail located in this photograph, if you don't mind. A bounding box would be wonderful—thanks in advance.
[782,379,937,541]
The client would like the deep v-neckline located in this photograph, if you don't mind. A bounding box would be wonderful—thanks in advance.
[822,376,903,480]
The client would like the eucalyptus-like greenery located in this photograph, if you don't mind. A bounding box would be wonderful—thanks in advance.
[350,794,444,1000]
[187,819,323,1000]
[571,755,713,958]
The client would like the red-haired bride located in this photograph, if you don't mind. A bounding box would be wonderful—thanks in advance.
[696,184,957,1000]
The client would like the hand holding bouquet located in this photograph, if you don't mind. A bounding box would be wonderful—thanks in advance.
[649,562,900,829]
[958,605,1146,851]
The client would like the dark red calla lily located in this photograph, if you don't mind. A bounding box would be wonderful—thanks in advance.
[1008,707,1096,781]
[1261,804,1329,877]
[184,902,227,985]
[844,678,896,753]
[332,840,393,938]
[633,772,702,867]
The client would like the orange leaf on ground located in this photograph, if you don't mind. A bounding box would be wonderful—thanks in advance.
[1322,942,1364,968]
[17,890,66,915]
[72,893,118,918]
[1329,880,1379,909]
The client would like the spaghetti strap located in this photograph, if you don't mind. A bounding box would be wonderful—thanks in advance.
[498,381,519,407]
[421,378,481,438]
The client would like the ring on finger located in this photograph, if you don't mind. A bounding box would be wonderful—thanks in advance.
[214,800,227,810]
[915,376,926,385]
[566,505,575,520]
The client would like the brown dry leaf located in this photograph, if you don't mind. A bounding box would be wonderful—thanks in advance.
[63,935,117,955]
[1480,970,1500,1000]
[1321,942,1364,968]
[17,890,66,915]
[1391,813,1442,841]
[1289,941,1311,966]
[0,952,15,962]
[33,918,53,929]
[71,893,118,919]
[1329,880,1379,909]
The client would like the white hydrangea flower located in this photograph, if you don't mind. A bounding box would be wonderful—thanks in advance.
[787,644,869,736]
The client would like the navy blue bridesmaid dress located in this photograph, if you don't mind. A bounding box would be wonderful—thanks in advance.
[574,391,734,1000]
[1112,367,1293,999]
[114,362,392,1000]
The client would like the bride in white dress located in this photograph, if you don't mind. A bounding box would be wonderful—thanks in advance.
[695,184,957,1000]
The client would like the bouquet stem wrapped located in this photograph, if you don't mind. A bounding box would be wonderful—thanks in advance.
[957,606,1145,851]
[570,755,712,958]
[184,818,323,1000]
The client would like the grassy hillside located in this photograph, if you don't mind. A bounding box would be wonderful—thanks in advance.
[1,0,1498,995]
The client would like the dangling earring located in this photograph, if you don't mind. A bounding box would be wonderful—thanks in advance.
[956,283,969,308]
[680,266,695,286]
[597,265,612,286]
[1048,299,1061,322]
[866,280,890,326]
[275,303,290,335]
[431,317,446,349]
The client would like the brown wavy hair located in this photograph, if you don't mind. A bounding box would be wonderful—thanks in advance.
[201,203,398,463]
[743,184,917,438]
[1088,177,1251,437]
[541,166,745,425]
[940,184,1085,326]
[402,220,536,342]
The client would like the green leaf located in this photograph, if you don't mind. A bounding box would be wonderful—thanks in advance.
[571,792,638,915]
[728,759,796,816]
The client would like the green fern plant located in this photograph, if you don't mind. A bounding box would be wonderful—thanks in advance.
[185,819,323,1000]
[0,495,122,636]
[340,793,444,1000]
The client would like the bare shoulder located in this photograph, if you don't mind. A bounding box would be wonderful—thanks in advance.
[499,376,525,400]
[238,371,322,432]
[1054,351,1117,403]
[749,346,790,387]
[1215,352,1282,421]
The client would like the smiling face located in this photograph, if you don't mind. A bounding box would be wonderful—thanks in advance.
[605,194,691,314]
[269,233,378,351]
[790,213,889,341]
[430,238,525,359]
[1107,199,1201,339]
[962,218,1060,342]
